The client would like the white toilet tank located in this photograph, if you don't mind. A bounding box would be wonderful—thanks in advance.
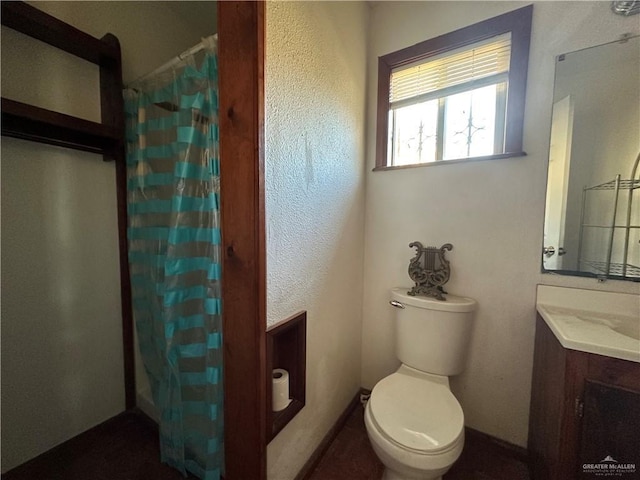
[391,288,477,376]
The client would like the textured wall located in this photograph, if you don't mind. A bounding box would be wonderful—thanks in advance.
[0,1,215,471]
[265,2,368,479]
[361,1,640,449]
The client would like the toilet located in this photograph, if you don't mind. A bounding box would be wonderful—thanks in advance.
[364,287,477,480]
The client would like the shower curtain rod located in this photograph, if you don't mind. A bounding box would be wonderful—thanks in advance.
[127,33,218,87]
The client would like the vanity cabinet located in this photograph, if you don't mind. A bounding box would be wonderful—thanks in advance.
[528,315,640,480]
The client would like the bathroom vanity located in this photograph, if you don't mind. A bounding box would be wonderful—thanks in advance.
[533,26,640,480]
[529,286,640,480]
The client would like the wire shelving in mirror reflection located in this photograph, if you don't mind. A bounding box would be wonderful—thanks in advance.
[611,1,640,16]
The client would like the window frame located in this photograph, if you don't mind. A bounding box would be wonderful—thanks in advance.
[374,5,533,171]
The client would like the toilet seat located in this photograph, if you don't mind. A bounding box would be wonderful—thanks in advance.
[368,369,464,455]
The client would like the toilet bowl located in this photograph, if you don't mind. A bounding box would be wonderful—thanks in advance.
[364,288,476,479]
[364,365,464,480]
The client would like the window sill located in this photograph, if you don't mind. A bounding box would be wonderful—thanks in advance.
[372,151,527,172]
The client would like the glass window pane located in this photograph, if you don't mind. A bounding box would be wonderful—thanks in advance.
[389,100,439,166]
[443,84,497,160]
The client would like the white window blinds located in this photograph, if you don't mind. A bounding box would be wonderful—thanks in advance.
[389,33,511,108]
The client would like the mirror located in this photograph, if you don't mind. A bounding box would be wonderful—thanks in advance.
[543,35,640,281]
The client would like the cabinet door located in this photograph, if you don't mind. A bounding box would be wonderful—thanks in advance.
[579,380,640,479]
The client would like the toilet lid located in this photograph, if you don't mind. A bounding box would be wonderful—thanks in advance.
[369,372,464,453]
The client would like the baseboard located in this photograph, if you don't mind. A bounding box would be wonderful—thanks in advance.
[136,388,158,423]
[464,426,530,464]
[294,388,365,480]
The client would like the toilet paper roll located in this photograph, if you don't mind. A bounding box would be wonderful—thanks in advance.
[272,368,292,412]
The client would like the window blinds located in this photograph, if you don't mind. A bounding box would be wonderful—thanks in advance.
[389,33,511,107]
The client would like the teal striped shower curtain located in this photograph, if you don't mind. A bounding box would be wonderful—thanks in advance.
[124,46,223,480]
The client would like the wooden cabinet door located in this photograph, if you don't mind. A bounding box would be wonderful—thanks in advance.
[579,380,640,479]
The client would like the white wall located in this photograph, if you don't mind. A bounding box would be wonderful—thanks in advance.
[1,1,215,471]
[362,1,640,449]
[265,2,368,479]
[1,142,124,472]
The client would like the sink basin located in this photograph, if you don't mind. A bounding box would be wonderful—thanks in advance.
[536,285,640,363]
[576,311,639,341]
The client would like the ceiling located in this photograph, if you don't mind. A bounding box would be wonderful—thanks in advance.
[162,1,217,35]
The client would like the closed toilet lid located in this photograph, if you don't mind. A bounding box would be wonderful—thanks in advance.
[369,372,464,453]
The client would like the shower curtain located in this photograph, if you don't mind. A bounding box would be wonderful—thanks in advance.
[124,41,223,480]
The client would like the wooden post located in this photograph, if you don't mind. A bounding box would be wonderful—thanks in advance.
[218,2,267,479]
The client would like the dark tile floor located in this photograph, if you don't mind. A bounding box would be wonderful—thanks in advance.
[2,410,194,480]
[3,405,529,480]
[308,404,530,480]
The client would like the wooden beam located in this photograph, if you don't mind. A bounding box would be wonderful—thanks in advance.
[1,1,119,65]
[99,33,135,411]
[218,2,267,479]
[1,98,119,155]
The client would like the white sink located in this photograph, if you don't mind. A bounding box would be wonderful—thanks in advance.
[536,285,640,363]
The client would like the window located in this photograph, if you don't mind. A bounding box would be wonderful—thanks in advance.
[375,5,533,170]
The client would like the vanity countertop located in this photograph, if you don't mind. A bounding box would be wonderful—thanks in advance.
[536,285,640,363]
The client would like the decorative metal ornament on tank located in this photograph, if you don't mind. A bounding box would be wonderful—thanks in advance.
[407,242,453,301]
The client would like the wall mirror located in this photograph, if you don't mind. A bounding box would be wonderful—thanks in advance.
[542,35,640,281]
